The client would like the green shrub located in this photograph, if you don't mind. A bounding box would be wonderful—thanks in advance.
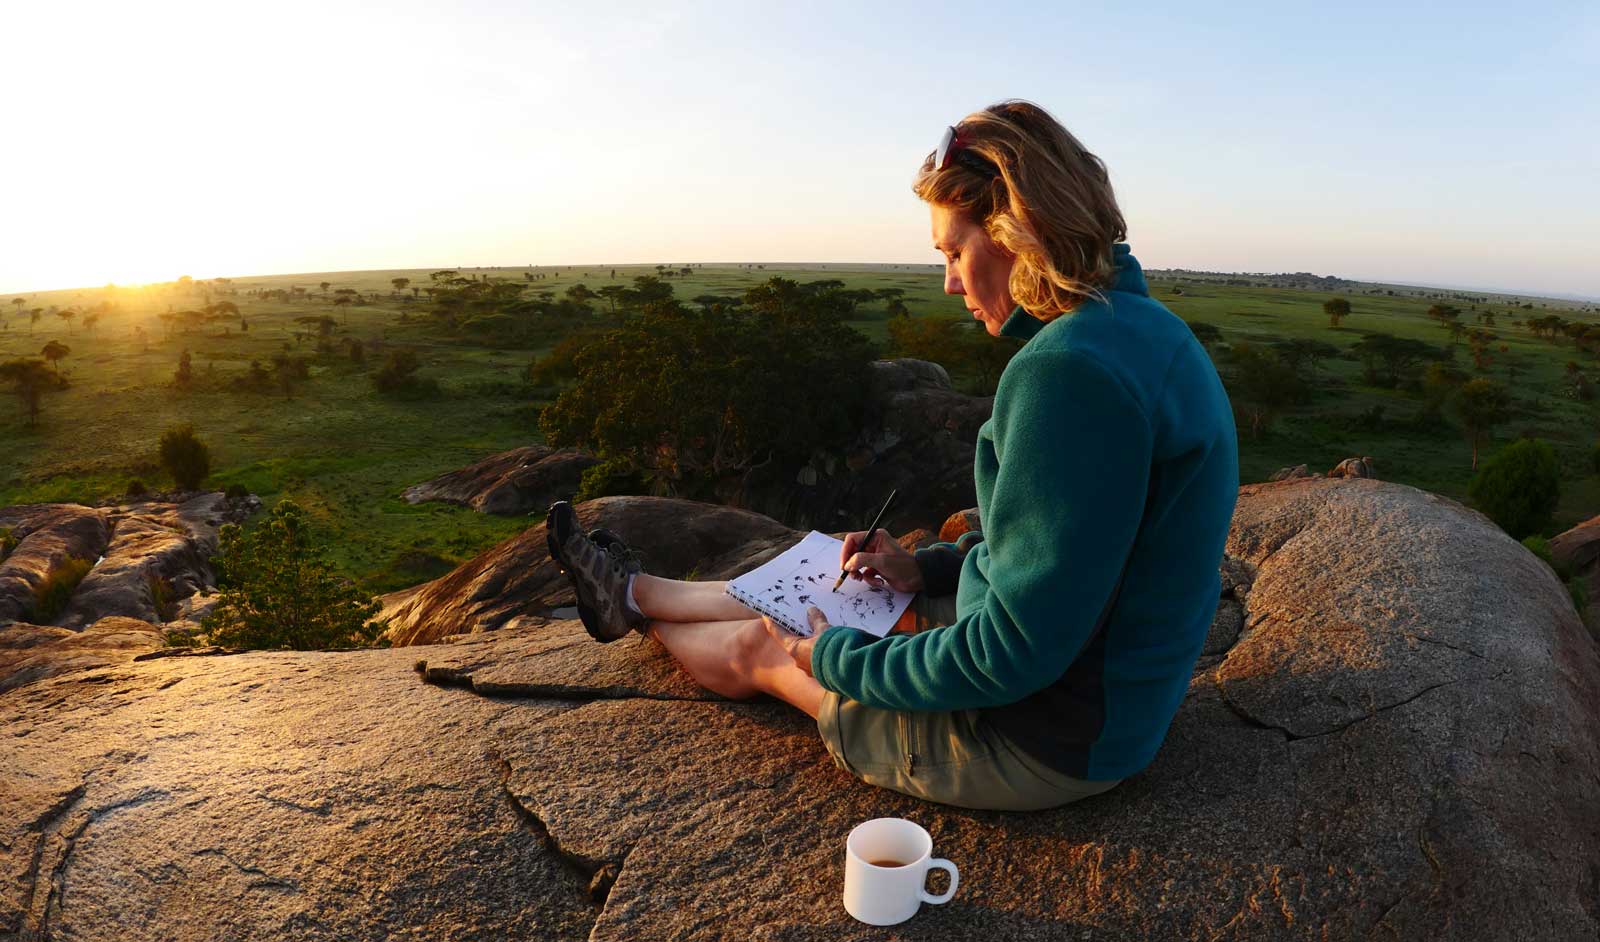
[372,349,441,400]
[30,555,93,623]
[126,479,149,497]
[1569,578,1588,617]
[1522,535,1574,581]
[576,455,646,502]
[224,483,249,501]
[201,499,388,650]
[0,526,16,560]
[159,423,212,491]
[147,573,178,623]
[541,286,874,501]
[1467,438,1560,540]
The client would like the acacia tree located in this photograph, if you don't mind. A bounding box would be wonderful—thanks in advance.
[1350,333,1449,388]
[1223,342,1307,439]
[391,277,410,297]
[56,309,76,333]
[1450,378,1511,470]
[1323,297,1351,327]
[0,358,58,425]
[40,340,70,373]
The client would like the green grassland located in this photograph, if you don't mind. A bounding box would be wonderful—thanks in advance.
[3,262,1597,594]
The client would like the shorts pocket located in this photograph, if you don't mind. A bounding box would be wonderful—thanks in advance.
[896,710,919,778]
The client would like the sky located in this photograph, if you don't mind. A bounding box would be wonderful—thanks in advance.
[4,0,1597,298]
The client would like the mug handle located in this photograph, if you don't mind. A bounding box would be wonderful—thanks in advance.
[919,858,959,905]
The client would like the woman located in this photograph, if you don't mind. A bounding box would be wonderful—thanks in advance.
[547,100,1239,812]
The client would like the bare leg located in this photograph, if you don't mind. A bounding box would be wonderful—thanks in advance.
[631,574,759,623]
[648,617,825,719]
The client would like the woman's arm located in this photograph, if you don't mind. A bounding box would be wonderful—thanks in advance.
[912,531,983,597]
[810,349,1153,711]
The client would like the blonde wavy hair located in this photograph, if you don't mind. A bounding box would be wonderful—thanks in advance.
[914,100,1126,319]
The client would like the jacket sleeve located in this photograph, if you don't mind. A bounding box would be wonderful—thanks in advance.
[811,349,1152,711]
[912,531,984,597]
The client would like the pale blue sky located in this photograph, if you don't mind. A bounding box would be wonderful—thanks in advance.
[4,0,1596,296]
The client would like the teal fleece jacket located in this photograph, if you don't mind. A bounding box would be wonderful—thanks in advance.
[810,243,1239,781]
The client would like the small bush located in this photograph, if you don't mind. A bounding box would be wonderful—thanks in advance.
[1569,578,1588,618]
[126,478,149,497]
[202,499,389,650]
[1522,535,1573,581]
[372,350,441,400]
[147,573,178,623]
[576,456,645,502]
[224,483,249,501]
[1468,438,1560,540]
[31,555,93,623]
[0,526,16,560]
[159,423,211,491]
[1521,534,1553,565]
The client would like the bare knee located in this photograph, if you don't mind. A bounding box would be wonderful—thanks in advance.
[727,617,778,673]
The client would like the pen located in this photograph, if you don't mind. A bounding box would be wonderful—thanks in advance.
[833,488,897,592]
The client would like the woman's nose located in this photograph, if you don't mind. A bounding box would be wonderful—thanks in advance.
[943,266,963,295]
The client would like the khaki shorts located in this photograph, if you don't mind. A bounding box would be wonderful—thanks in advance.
[816,594,1124,812]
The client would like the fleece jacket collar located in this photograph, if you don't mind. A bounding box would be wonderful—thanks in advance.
[998,242,1145,342]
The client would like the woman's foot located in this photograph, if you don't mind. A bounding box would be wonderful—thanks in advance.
[546,502,648,642]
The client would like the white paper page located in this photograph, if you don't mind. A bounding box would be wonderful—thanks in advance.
[726,531,915,638]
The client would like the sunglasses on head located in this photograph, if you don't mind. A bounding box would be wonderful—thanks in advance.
[933,125,998,177]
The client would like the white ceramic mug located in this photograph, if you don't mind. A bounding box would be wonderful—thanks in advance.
[843,817,960,926]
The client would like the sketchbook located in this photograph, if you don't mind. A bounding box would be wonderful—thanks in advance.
[725,530,915,638]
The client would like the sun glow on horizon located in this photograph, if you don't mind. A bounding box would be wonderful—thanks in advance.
[3,0,1596,299]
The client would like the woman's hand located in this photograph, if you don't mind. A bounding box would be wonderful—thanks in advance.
[762,607,832,676]
[839,528,924,593]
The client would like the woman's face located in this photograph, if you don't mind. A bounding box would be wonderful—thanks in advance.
[930,203,1017,336]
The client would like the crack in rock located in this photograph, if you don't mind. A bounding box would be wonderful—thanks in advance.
[414,659,709,705]
[1212,669,1512,742]
[1400,632,1489,661]
[11,781,87,938]
[194,847,300,891]
[487,747,625,909]
[35,789,167,937]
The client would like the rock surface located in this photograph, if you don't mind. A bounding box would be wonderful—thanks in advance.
[0,494,244,630]
[0,616,164,694]
[1327,456,1378,479]
[4,478,1599,940]
[401,445,599,515]
[1551,512,1600,598]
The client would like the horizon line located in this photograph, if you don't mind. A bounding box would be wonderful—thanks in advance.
[4,262,1594,307]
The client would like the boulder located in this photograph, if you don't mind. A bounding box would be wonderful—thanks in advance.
[0,616,164,693]
[3,477,1597,940]
[749,358,993,533]
[402,445,599,515]
[0,504,112,624]
[0,494,242,630]
[1268,463,1313,481]
[1327,456,1378,479]
[938,507,982,543]
[1550,513,1600,598]
[377,496,799,646]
